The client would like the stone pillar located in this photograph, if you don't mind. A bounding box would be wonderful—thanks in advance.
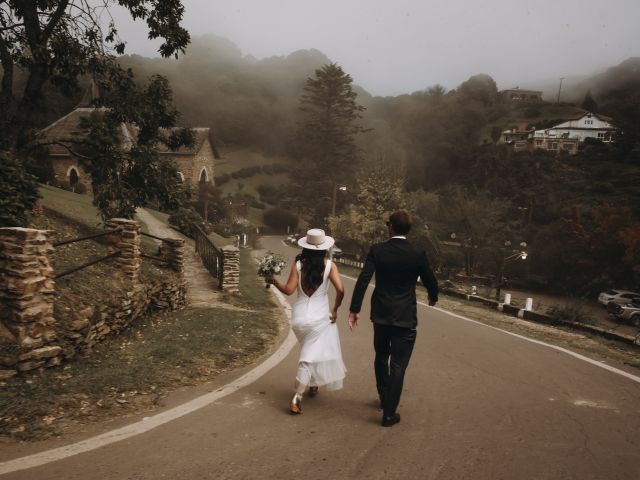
[0,228,56,348]
[105,218,140,283]
[220,245,240,293]
[163,238,185,275]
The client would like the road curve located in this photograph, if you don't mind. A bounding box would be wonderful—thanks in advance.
[1,236,639,479]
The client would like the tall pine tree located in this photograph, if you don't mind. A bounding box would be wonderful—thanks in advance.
[292,63,367,227]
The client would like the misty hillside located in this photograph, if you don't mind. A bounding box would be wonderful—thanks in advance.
[117,35,334,153]
[516,57,640,105]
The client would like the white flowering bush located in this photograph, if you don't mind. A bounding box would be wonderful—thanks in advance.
[257,252,287,284]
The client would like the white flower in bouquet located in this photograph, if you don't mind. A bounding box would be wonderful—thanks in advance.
[257,253,287,286]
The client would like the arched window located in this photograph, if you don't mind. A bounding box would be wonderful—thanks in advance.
[199,167,208,184]
[67,166,79,187]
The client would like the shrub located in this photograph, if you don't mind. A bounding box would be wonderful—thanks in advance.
[257,184,279,205]
[547,303,596,325]
[23,153,55,183]
[0,153,40,227]
[263,207,299,231]
[247,196,266,209]
[168,207,208,238]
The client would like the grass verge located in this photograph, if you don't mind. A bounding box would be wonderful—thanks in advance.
[0,244,282,442]
[0,306,279,441]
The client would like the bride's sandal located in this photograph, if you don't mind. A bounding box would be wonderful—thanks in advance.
[289,393,302,415]
[308,386,319,398]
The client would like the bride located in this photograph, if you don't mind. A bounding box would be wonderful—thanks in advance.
[267,229,347,414]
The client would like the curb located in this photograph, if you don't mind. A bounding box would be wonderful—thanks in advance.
[442,288,640,348]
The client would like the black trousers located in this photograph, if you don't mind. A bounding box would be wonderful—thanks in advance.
[373,323,417,417]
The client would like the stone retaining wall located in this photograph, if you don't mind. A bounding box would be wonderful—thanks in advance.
[0,220,187,377]
[220,245,240,293]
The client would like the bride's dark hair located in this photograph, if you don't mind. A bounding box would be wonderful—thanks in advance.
[295,248,326,293]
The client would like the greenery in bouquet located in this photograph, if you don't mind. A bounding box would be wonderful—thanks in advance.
[257,253,287,285]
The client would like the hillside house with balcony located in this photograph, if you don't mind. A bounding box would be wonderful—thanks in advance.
[534,112,615,144]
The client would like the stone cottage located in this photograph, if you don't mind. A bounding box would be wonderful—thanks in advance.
[38,83,219,192]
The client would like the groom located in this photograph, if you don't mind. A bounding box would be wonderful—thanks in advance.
[348,210,438,427]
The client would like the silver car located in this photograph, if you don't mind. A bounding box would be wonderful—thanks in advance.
[610,299,640,327]
[598,289,640,307]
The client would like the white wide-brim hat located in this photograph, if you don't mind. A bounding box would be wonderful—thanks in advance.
[297,229,335,250]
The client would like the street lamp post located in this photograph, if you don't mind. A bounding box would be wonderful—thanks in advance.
[450,233,475,276]
[329,184,347,260]
[331,183,348,217]
[495,241,528,300]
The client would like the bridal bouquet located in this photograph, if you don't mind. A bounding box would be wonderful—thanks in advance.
[257,253,287,287]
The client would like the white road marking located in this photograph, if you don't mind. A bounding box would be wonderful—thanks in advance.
[427,304,640,385]
[0,288,296,476]
[340,273,640,385]
[572,399,618,410]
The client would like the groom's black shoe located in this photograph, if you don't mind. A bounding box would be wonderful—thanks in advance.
[381,413,401,427]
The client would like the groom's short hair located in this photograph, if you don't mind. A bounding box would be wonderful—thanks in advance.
[389,210,412,235]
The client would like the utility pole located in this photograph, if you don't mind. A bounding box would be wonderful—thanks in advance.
[556,77,565,104]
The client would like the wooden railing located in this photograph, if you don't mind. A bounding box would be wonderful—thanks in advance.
[140,231,171,264]
[53,229,121,279]
[194,225,222,281]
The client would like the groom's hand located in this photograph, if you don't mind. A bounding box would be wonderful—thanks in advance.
[348,312,359,331]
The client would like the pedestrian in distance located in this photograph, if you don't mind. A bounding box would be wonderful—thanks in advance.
[267,229,347,415]
[348,210,439,427]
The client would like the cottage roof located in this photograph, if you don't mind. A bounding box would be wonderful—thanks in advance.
[563,111,613,122]
[40,111,218,158]
[38,107,111,156]
[156,127,218,156]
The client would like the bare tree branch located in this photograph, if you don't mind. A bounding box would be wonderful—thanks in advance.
[38,140,93,160]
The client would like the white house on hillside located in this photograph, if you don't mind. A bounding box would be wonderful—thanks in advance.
[534,112,616,144]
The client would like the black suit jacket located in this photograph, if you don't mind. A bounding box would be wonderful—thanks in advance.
[349,238,439,328]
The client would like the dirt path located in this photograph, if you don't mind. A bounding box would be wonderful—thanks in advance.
[135,208,230,309]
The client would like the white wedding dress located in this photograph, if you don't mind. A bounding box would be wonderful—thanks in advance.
[291,260,346,390]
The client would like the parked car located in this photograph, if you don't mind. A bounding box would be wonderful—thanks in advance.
[597,289,640,307]
[330,245,343,258]
[609,298,640,327]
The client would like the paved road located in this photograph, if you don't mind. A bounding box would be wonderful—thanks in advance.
[2,236,640,479]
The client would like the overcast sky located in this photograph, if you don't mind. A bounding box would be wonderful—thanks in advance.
[111,0,640,96]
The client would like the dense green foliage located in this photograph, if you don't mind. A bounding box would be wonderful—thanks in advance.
[0,0,190,150]
[78,71,193,220]
[168,207,208,238]
[0,0,191,226]
[0,153,40,227]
